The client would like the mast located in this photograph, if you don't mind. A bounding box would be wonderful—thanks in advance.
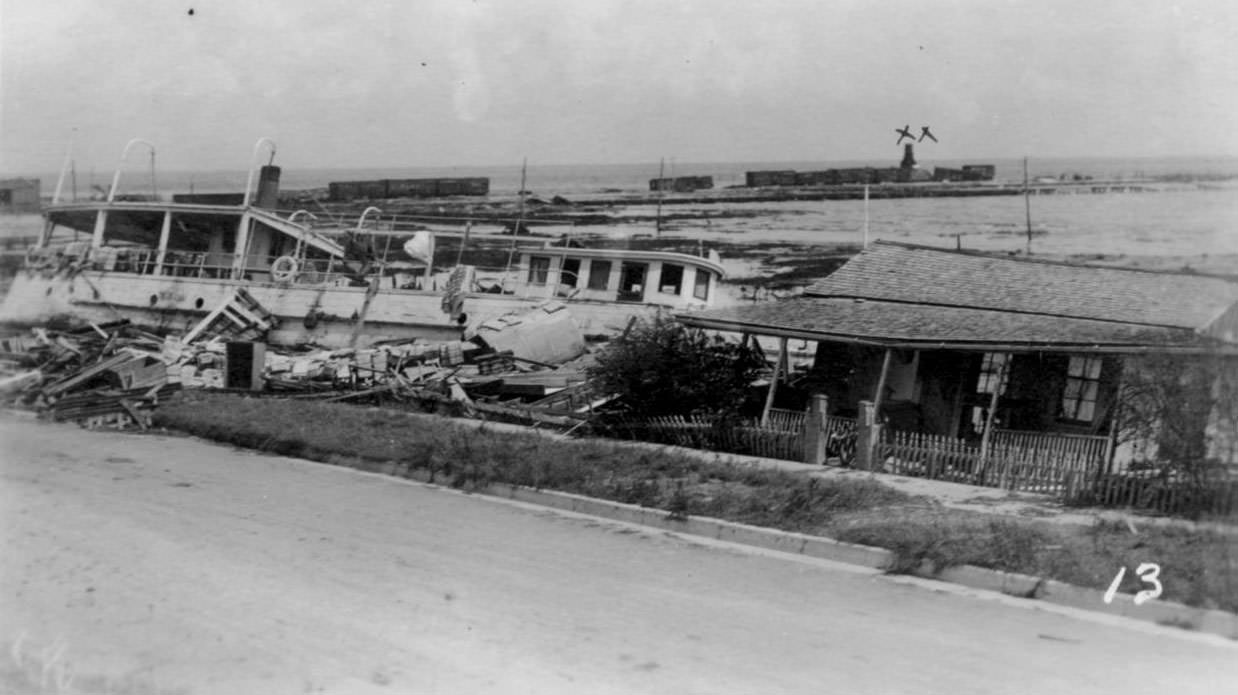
[52,130,76,204]
[517,156,528,225]
[502,157,528,285]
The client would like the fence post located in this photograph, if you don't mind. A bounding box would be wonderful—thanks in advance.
[855,400,881,471]
[803,394,828,465]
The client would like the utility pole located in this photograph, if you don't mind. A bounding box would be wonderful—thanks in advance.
[863,183,870,248]
[1024,156,1033,255]
[655,157,665,237]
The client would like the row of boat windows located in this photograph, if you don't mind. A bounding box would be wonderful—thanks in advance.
[44,212,716,302]
[526,257,710,301]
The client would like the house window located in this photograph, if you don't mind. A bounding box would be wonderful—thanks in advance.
[693,269,710,300]
[1061,355,1103,422]
[587,260,611,290]
[659,263,684,295]
[976,353,1010,395]
[560,258,580,287]
[527,256,550,285]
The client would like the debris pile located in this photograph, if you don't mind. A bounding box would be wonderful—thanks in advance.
[1,301,613,431]
[0,320,179,430]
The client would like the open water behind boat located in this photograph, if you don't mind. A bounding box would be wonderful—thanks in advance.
[4,154,1236,264]
[607,184,1238,260]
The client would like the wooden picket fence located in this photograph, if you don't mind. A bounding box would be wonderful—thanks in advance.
[763,408,806,433]
[608,407,1121,496]
[610,410,805,461]
[1070,467,1238,518]
[878,427,1110,493]
[988,429,1109,493]
[878,429,985,483]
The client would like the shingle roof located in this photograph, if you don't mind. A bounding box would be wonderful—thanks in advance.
[682,298,1212,350]
[803,241,1238,331]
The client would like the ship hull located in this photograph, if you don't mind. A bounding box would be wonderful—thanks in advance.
[0,269,671,347]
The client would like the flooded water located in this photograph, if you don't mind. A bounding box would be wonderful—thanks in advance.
[603,184,1238,260]
[5,155,1236,266]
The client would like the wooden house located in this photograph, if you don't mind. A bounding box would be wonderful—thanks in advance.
[679,242,1238,481]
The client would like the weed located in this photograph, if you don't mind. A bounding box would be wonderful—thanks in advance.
[1156,616,1198,631]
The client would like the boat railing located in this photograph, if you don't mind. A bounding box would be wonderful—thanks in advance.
[277,208,578,238]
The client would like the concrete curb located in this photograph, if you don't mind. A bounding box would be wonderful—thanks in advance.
[407,473,1238,641]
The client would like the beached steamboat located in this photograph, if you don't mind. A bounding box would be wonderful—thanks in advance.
[0,141,726,348]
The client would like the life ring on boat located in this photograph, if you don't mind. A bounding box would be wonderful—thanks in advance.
[270,255,299,282]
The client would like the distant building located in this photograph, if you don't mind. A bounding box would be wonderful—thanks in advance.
[961,165,996,181]
[0,179,40,213]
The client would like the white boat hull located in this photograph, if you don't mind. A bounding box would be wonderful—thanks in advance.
[0,270,677,347]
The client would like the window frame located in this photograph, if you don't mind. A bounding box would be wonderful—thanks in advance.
[976,352,1010,396]
[1060,355,1103,423]
[527,255,551,285]
[692,268,710,300]
[617,261,648,302]
[658,263,684,296]
[587,259,612,291]
[559,257,581,288]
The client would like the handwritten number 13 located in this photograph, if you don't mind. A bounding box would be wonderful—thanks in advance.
[1103,563,1163,605]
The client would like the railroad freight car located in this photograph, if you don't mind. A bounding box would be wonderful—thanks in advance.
[649,176,714,193]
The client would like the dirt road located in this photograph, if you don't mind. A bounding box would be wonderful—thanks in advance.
[2,414,1235,694]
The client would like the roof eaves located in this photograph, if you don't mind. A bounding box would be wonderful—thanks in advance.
[797,293,1206,332]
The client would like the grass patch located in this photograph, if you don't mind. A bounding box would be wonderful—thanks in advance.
[827,509,1238,612]
[154,391,912,535]
[153,391,1238,613]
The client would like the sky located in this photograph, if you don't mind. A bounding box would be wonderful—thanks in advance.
[2,0,1237,174]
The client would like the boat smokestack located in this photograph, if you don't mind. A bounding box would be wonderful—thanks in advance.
[900,144,916,169]
[255,165,281,208]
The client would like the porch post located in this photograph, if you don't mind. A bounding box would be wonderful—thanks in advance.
[1103,364,1125,475]
[871,348,894,415]
[977,354,1009,480]
[760,337,789,427]
[855,400,881,471]
[803,393,829,465]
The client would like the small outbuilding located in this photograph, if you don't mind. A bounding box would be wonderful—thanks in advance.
[0,178,41,213]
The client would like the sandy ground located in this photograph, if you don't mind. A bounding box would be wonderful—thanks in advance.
[2,414,1237,695]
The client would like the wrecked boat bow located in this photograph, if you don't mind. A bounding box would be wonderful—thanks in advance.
[1,139,726,349]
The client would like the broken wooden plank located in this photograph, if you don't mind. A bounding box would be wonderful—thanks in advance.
[117,398,151,430]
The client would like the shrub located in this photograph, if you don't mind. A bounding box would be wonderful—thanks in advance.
[586,315,765,418]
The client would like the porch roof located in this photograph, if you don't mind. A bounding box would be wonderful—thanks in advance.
[803,241,1238,333]
[677,297,1237,354]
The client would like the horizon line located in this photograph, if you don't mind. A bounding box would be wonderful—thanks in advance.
[4,152,1238,179]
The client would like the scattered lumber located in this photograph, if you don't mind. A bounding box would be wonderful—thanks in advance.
[0,305,602,432]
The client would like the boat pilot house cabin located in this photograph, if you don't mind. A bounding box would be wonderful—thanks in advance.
[679,242,1238,482]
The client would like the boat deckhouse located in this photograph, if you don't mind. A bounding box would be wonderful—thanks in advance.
[0,139,726,347]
